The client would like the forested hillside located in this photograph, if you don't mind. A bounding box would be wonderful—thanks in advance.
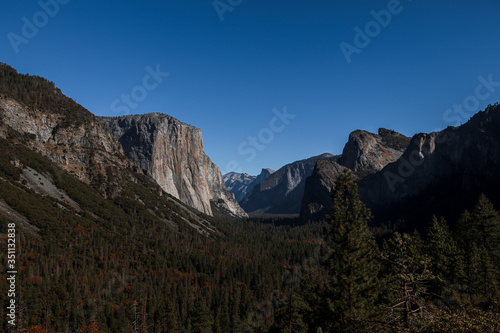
[0,131,327,332]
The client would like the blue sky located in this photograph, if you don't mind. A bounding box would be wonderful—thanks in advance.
[2,1,500,175]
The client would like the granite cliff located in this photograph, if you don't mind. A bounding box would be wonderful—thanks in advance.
[100,114,247,217]
[338,128,410,177]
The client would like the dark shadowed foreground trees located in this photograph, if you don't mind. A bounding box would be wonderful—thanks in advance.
[269,184,500,332]
[455,194,500,307]
[324,171,381,332]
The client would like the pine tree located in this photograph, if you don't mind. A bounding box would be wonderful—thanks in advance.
[455,194,500,305]
[325,170,380,332]
[381,232,433,329]
[271,290,311,333]
[231,286,241,333]
[427,216,456,280]
[219,288,231,333]
[165,298,180,332]
[425,216,463,308]
[191,292,213,333]
[470,194,500,279]
[456,210,474,250]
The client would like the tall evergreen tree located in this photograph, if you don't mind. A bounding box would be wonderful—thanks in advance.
[165,297,180,332]
[218,288,231,333]
[324,171,380,332]
[271,290,311,333]
[381,232,433,329]
[426,216,461,283]
[470,194,500,279]
[425,216,463,309]
[455,194,500,305]
[190,292,213,333]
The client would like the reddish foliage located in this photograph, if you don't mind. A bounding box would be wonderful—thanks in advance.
[109,302,120,314]
[77,322,106,333]
[27,276,42,285]
[73,224,86,234]
[27,325,53,333]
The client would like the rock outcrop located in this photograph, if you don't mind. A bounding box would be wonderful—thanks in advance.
[0,71,131,197]
[239,153,339,215]
[338,128,410,177]
[100,114,247,217]
[299,128,409,222]
[223,168,274,202]
[299,160,350,222]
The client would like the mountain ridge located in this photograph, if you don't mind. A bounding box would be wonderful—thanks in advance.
[239,153,339,215]
[358,103,500,228]
[223,168,275,202]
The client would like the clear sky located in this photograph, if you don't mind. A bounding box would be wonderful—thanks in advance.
[2,1,500,175]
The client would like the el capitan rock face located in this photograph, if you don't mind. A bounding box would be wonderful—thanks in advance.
[223,168,275,202]
[239,153,339,215]
[100,114,247,217]
[0,63,229,235]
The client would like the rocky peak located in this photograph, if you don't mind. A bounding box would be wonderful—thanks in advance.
[378,128,396,136]
[101,114,247,218]
[223,168,275,202]
[338,128,410,177]
[258,168,274,180]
